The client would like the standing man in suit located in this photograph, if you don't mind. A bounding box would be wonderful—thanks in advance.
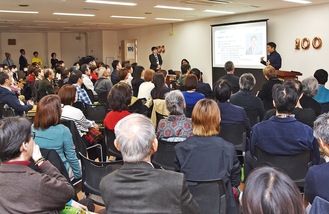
[149,46,162,71]
[220,61,240,93]
[260,42,282,70]
[19,49,28,71]
[100,114,199,214]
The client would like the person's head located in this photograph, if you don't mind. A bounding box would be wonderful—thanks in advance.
[313,112,329,154]
[33,68,42,78]
[190,68,202,80]
[242,166,304,214]
[43,68,54,80]
[80,64,90,75]
[143,69,155,82]
[263,65,277,79]
[181,64,191,75]
[122,60,130,68]
[284,79,303,98]
[181,59,189,66]
[61,69,70,80]
[165,90,185,115]
[69,70,83,85]
[184,74,198,91]
[5,52,11,59]
[34,95,62,130]
[58,84,77,106]
[239,73,256,91]
[224,61,234,73]
[267,42,277,54]
[301,77,319,98]
[0,117,34,162]
[112,60,121,70]
[272,83,298,114]
[98,67,108,78]
[33,51,39,57]
[213,79,232,102]
[151,46,158,54]
[20,49,25,55]
[153,72,166,99]
[314,69,328,85]
[117,68,129,81]
[115,114,157,162]
[0,72,11,86]
[159,69,167,78]
[51,52,56,58]
[192,99,220,136]
[108,82,132,111]
[132,65,144,83]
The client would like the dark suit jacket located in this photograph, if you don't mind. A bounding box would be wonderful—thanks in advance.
[257,77,282,111]
[196,81,213,98]
[0,86,33,116]
[100,162,199,214]
[38,78,55,101]
[220,74,240,93]
[149,54,163,71]
[19,55,28,71]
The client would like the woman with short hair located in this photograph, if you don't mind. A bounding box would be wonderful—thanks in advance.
[137,69,155,100]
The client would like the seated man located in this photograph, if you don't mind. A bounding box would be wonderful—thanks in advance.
[220,61,239,93]
[305,112,329,204]
[37,68,55,102]
[100,114,199,214]
[190,68,212,98]
[0,117,75,213]
[69,70,92,106]
[0,72,33,116]
[245,83,320,177]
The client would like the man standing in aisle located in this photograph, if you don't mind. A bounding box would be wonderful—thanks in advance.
[19,49,28,71]
[149,46,162,71]
[260,42,282,70]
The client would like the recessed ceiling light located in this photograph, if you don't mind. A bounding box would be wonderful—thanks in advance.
[282,0,311,4]
[0,10,39,14]
[85,0,137,6]
[155,18,184,21]
[53,12,95,17]
[154,5,194,11]
[111,15,145,19]
[203,9,235,14]
[33,20,68,23]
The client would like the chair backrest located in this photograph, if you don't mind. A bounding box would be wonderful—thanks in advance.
[218,123,246,152]
[245,109,261,127]
[255,147,311,187]
[155,111,166,130]
[85,88,95,103]
[129,98,148,114]
[104,128,122,158]
[185,104,194,118]
[79,152,123,196]
[0,103,4,119]
[0,104,16,118]
[310,196,329,214]
[61,119,87,158]
[85,104,108,124]
[187,179,227,214]
[73,101,86,116]
[152,137,184,171]
[97,92,108,106]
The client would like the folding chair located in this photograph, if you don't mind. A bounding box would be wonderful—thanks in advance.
[245,108,261,127]
[104,128,122,159]
[85,104,108,125]
[219,123,247,152]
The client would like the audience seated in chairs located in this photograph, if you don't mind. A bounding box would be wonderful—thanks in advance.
[230,73,265,125]
[131,65,145,97]
[305,112,329,204]
[0,117,91,213]
[219,61,240,94]
[100,114,199,213]
[175,99,241,213]
[182,74,205,117]
[263,79,316,127]
[37,68,55,102]
[69,70,93,106]
[244,83,320,178]
[151,72,171,99]
[190,68,213,98]
[137,69,155,100]
[157,90,193,139]
[242,166,304,214]
[32,95,82,180]
[300,77,322,116]
[80,63,97,96]
[94,67,113,98]
[58,84,106,161]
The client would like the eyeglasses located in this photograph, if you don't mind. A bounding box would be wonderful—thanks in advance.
[31,131,36,140]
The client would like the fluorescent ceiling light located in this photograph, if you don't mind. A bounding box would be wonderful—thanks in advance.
[155,18,184,21]
[282,0,311,4]
[154,5,194,11]
[19,26,50,28]
[122,23,145,26]
[0,10,38,14]
[111,15,145,19]
[203,9,235,14]
[85,0,137,6]
[33,20,68,23]
[53,12,95,17]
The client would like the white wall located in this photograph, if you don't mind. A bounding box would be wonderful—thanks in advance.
[102,30,119,69]
[87,31,103,62]
[60,32,87,67]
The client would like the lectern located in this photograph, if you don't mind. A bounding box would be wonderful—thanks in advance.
[276,70,302,81]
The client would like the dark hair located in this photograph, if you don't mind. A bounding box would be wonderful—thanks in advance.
[117,68,129,81]
[184,74,198,90]
[153,72,165,99]
[224,61,234,72]
[122,61,130,68]
[34,95,62,130]
[131,62,137,70]
[181,64,191,75]
[267,42,277,49]
[51,52,56,58]
[132,65,144,84]
[112,60,120,70]
[20,49,25,53]
[272,83,298,114]
[190,68,201,80]
[314,69,328,85]
[58,84,76,106]
[108,83,132,111]
[69,70,82,84]
[213,79,232,102]
[0,72,9,85]
[33,68,42,77]
[33,51,38,56]
[151,46,158,51]
[80,64,89,74]
[239,73,256,91]
[55,66,64,75]
[44,69,54,79]
[0,117,32,162]
[242,166,304,214]
[181,59,190,65]
[284,79,303,98]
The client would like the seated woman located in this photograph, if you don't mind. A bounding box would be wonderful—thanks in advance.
[182,74,205,117]
[175,99,241,213]
[32,95,82,180]
[131,65,144,97]
[242,166,304,214]
[58,84,106,161]
[104,82,132,131]
[157,90,193,139]
[137,69,155,100]
[301,77,322,116]
[151,72,171,99]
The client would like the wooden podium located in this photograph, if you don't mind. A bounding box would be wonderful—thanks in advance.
[276,70,302,81]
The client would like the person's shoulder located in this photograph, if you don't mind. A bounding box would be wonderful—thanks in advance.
[308,162,329,177]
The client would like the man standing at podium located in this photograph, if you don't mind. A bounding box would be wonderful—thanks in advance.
[260,42,282,70]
